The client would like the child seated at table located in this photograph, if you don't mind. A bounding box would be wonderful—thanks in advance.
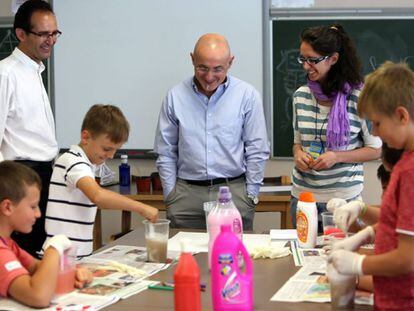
[328,62,414,309]
[44,104,158,258]
[0,161,92,308]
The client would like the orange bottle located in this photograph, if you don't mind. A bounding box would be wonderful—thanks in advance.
[174,239,201,311]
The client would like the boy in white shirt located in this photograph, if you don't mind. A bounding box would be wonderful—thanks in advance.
[45,104,158,257]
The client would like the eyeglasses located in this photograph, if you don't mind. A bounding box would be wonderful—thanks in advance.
[195,65,226,74]
[26,30,62,40]
[297,55,330,65]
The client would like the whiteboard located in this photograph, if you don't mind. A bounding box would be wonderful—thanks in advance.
[52,0,263,151]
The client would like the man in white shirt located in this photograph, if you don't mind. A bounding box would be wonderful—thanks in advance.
[0,0,60,257]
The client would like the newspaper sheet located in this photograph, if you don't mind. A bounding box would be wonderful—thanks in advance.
[271,265,373,305]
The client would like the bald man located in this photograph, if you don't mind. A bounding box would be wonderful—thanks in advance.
[154,34,269,230]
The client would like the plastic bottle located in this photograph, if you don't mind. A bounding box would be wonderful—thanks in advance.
[296,191,318,248]
[119,154,130,186]
[211,225,253,311]
[207,186,243,268]
[174,239,201,311]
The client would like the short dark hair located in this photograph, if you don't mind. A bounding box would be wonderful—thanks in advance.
[300,23,363,95]
[382,142,404,169]
[0,161,41,204]
[14,0,54,34]
[81,104,130,144]
[377,164,390,188]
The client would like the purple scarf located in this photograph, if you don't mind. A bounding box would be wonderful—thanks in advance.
[307,80,360,150]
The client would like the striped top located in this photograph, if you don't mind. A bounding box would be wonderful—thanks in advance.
[45,145,97,258]
[291,85,382,202]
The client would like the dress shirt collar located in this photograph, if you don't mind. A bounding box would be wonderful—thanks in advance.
[13,47,45,73]
[191,75,231,95]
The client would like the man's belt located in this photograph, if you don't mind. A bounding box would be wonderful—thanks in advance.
[183,174,245,186]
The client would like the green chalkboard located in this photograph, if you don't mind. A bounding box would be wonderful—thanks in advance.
[0,25,49,92]
[272,19,414,157]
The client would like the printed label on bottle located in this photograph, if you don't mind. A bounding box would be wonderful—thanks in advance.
[218,254,234,264]
[221,272,241,301]
[232,219,242,235]
[296,210,308,243]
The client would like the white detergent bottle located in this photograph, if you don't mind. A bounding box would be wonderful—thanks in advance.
[296,191,318,248]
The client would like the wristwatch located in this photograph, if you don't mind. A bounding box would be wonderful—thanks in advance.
[247,193,259,205]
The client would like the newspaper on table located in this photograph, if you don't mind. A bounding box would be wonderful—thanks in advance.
[271,260,373,306]
[290,241,327,267]
[0,245,178,311]
[79,245,180,278]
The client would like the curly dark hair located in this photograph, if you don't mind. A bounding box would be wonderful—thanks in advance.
[300,23,363,95]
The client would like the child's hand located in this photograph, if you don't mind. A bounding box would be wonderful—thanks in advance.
[328,249,365,275]
[74,268,93,289]
[141,204,159,223]
[43,234,72,257]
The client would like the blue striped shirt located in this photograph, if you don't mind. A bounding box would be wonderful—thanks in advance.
[154,75,270,197]
[292,85,382,202]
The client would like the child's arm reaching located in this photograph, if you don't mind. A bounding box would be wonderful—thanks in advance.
[76,176,159,222]
[8,235,72,308]
[328,233,414,277]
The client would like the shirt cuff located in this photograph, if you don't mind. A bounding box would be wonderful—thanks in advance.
[246,184,260,197]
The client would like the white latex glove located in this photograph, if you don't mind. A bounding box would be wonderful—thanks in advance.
[326,198,347,212]
[330,226,375,252]
[43,234,72,257]
[328,249,366,275]
[333,200,366,232]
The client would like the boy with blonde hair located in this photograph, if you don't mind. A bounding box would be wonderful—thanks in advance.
[328,62,414,309]
[45,104,158,258]
[0,161,91,307]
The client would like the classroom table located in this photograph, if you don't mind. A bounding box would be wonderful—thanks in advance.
[99,228,372,310]
[96,184,292,246]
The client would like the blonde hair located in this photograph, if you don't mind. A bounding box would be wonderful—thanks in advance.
[358,61,414,119]
[81,104,130,144]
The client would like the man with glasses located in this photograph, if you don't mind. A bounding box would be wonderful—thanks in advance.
[0,0,61,257]
[154,33,269,230]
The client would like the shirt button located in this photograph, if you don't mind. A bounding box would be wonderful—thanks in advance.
[207,131,211,135]
[208,150,211,153]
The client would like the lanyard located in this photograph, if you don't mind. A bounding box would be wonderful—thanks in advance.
[314,104,328,143]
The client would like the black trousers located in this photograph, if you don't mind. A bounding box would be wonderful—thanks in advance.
[12,160,53,259]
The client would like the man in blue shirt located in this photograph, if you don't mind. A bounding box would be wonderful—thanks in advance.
[154,33,269,230]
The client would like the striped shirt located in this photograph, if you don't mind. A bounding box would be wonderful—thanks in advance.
[45,145,97,258]
[292,86,382,202]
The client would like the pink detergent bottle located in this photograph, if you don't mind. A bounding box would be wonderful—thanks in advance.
[207,186,243,269]
[211,224,253,311]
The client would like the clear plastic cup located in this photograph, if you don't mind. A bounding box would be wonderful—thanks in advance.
[327,263,356,309]
[55,246,77,295]
[143,219,170,263]
[203,201,216,232]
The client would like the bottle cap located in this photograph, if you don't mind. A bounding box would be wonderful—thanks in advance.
[180,238,191,253]
[299,191,315,202]
[218,186,232,203]
[121,154,128,159]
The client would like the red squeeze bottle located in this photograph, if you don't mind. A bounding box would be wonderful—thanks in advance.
[174,239,201,311]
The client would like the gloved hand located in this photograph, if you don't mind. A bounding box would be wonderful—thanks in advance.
[328,226,375,252]
[43,234,72,257]
[328,249,366,275]
[333,200,366,232]
[326,198,347,212]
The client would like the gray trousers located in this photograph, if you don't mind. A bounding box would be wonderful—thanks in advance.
[164,177,255,230]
